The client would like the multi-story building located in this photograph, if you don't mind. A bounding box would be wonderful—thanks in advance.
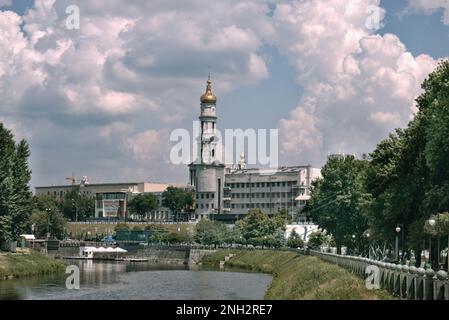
[188,76,322,222]
[221,165,322,221]
[35,181,190,221]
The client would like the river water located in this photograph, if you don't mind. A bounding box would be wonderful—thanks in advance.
[0,260,272,300]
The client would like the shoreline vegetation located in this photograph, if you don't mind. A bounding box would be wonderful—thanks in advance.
[0,251,66,281]
[201,250,394,300]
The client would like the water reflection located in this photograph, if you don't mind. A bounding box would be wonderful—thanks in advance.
[0,260,271,300]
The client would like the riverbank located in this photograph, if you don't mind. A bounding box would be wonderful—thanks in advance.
[0,251,66,280]
[202,250,394,300]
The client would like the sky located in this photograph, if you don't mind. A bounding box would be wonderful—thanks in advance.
[0,0,448,188]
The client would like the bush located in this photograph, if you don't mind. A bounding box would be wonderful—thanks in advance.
[287,229,304,248]
[114,223,129,232]
[308,231,327,249]
[288,237,304,249]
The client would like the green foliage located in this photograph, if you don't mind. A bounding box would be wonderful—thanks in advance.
[232,208,288,247]
[424,212,449,236]
[30,195,67,239]
[0,123,32,242]
[194,220,229,246]
[162,187,194,221]
[128,193,158,219]
[305,155,370,253]
[272,208,292,229]
[361,60,449,264]
[114,223,129,232]
[308,231,327,250]
[287,229,304,249]
[207,250,393,300]
[60,187,95,221]
[0,252,66,279]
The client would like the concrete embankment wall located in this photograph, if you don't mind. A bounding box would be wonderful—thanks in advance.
[51,245,216,266]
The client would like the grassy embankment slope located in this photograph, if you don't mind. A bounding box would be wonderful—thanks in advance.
[0,251,66,280]
[202,250,393,300]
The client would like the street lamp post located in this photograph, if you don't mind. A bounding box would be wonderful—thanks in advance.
[352,234,356,255]
[395,226,401,263]
[366,233,371,259]
[428,218,436,268]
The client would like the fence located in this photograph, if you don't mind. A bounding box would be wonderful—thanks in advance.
[67,221,195,225]
[310,250,449,300]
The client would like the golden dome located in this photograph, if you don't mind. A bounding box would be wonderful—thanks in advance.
[200,75,217,104]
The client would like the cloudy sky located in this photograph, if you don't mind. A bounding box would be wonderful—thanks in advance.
[0,0,448,188]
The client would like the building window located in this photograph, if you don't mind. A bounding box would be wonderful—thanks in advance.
[211,193,214,199]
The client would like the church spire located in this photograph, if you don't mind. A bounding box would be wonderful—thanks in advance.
[200,73,217,104]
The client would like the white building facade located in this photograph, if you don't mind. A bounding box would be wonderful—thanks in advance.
[189,76,322,222]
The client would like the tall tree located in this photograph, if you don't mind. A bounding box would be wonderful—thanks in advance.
[0,123,32,242]
[162,187,194,222]
[306,155,370,254]
[128,193,158,220]
[30,195,67,239]
[61,187,95,221]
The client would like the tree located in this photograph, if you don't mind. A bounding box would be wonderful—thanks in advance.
[305,155,370,254]
[362,61,449,264]
[128,193,158,220]
[272,208,292,229]
[194,220,229,246]
[236,208,281,246]
[61,187,95,221]
[162,187,194,222]
[30,195,66,239]
[287,229,304,249]
[308,231,327,250]
[0,123,32,243]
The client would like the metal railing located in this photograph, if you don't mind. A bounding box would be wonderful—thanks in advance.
[309,250,449,300]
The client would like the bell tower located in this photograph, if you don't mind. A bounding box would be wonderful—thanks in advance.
[188,74,225,220]
[199,73,218,164]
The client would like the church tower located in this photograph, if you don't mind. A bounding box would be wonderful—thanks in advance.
[189,75,225,220]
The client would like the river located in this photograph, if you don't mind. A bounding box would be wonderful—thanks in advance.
[0,260,272,300]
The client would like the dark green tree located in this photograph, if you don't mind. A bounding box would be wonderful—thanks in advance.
[30,195,66,239]
[306,155,370,254]
[194,220,229,246]
[0,123,32,243]
[162,187,194,222]
[61,187,95,221]
[307,231,327,250]
[128,193,158,220]
[287,229,304,248]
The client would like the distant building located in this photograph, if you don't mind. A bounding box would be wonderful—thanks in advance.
[221,165,322,221]
[35,182,190,221]
[189,76,322,222]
